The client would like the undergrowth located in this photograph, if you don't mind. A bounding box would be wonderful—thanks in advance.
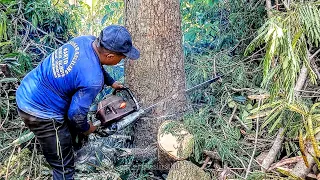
[183,107,247,168]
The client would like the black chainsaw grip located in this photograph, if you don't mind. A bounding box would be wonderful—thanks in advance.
[112,87,129,95]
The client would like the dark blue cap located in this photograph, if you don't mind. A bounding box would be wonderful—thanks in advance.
[98,25,140,60]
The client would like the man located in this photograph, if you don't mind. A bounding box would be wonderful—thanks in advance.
[16,25,140,179]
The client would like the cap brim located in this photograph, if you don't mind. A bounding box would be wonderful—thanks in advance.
[123,46,140,60]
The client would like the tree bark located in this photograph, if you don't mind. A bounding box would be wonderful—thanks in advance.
[124,0,187,147]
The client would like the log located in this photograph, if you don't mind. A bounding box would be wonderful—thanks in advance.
[167,161,211,180]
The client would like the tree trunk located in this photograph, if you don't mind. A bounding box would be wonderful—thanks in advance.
[124,0,187,147]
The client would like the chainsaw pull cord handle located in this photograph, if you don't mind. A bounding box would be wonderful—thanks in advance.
[112,87,140,110]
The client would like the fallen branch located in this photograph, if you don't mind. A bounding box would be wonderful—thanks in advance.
[291,49,320,177]
[246,138,274,143]
[231,87,255,92]
[294,49,319,96]
[268,156,303,171]
[234,115,249,131]
[228,105,237,125]
[245,99,262,179]
[266,0,273,17]
[295,90,320,94]
[294,65,308,94]
[261,128,285,172]
[201,150,222,170]
[201,156,211,170]
[310,48,320,60]
[219,165,230,180]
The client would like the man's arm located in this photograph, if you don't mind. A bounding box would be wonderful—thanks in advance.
[102,67,123,89]
[102,67,115,86]
[67,86,101,133]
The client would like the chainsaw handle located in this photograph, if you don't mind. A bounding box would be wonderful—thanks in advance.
[112,87,140,110]
[112,87,129,95]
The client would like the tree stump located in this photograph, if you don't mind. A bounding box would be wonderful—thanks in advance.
[157,120,194,169]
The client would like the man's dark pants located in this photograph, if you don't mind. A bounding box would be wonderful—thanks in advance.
[18,109,75,180]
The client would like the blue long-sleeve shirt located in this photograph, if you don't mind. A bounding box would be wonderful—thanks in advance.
[16,36,114,132]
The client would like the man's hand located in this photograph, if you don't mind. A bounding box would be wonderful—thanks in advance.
[83,122,97,135]
[111,81,124,89]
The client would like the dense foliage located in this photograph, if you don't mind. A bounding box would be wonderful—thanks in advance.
[0,0,81,179]
[182,0,266,169]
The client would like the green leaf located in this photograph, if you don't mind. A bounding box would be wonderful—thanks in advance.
[241,110,252,130]
[101,14,108,25]
[261,105,283,130]
[246,103,253,110]
[288,104,307,116]
[268,112,283,134]
[310,102,320,114]
[0,41,11,47]
[228,100,236,108]
[251,100,283,114]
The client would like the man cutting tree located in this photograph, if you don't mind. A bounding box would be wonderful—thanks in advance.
[16,25,140,179]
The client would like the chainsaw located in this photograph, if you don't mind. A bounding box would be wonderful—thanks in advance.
[92,87,144,136]
[92,74,223,136]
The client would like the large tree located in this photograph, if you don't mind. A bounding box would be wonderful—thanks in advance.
[124,0,187,147]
